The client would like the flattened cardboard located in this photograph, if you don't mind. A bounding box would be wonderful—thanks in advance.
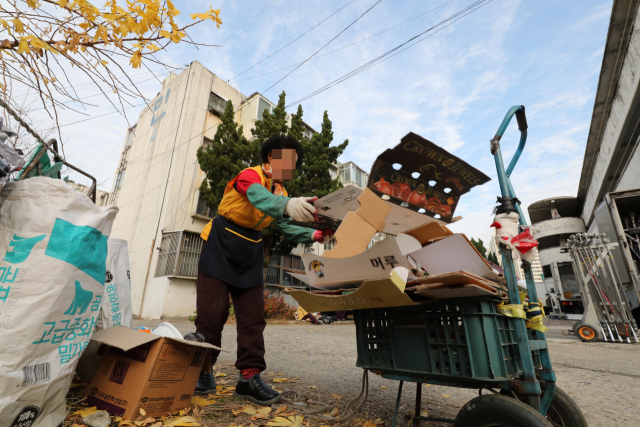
[404,221,453,245]
[406,270,505,292]
[413,283,496,299]
[85,327,220,419]
[301,238,411,289]
[323,188,391,259]
[409,234,494,279]
[289,270,420,312]
[313,185,444,235]
[368,132,491,222]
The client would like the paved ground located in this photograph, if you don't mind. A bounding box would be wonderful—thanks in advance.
[133,318,640,426]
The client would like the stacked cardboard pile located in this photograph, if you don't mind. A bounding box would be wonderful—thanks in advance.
[286,132,503,312]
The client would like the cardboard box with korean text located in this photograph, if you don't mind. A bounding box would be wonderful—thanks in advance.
[85,327,221,419]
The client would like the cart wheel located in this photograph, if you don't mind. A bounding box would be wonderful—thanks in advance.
[572,322,582,335]
[545,387,588,427]
[501,386,588,427]
[577,324,599,342]
[454,395,552,427]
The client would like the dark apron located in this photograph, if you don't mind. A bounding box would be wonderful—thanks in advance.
[199,215,264,289]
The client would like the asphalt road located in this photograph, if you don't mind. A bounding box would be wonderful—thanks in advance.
[133,318,640,426]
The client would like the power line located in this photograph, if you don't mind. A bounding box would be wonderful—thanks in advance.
[286,0,492,108]
[229,0,357,81]
[234,0,457,84]
[263,0,384,94]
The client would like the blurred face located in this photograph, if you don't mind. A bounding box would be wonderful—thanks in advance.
[268,148,297,180]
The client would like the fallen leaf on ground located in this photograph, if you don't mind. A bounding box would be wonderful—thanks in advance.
[228,363,235,366]
[420,410,429,417]
[330,394,342,399]
[363,421,376,427]
[267,416,293,426]
[441,394,450,398]
[242,406,257,415]
[70,424,86,427]
[381,386,386,389]
[138,418,157,425]
[72,407,98,416]
[251,414,268,420]
[324,408,339,418]
[118,422,136,427]
[275,372,284,375]
[278,411,297,417]
[288,415,304,427]
[165,416,201,426]
[258,407,272,415]
[307,386,317,389]
[274,406,287,415]
[214,372,226,377]
[272,378,288,383]
[232,409,243,416]
[301,356,307,358]
[191,396,213,407]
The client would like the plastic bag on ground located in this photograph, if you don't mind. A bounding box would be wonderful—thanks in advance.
[0,177,118,427]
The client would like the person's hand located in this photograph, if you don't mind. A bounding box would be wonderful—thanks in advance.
[285,196,317,222]
[313,229,335,244]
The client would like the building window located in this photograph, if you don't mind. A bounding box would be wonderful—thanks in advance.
[196,192,216,219]
[257,97,272,121]
[303,127,314,141]
[113,168,126,191]
[124,126,136,149]
[281,255,303,288]
[208,92,227,116]
[155,231,204,278]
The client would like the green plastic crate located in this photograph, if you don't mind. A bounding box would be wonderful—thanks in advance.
[354,297,541,382]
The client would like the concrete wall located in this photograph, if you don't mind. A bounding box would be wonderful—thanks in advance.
[582,9,640,224]
[615,140,640,191]
[533,217,586,239]
[539,247,572,267]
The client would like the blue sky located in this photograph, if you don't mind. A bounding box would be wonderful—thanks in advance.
[15,0,613,245]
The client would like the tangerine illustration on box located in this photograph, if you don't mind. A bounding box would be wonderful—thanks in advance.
[369,132,490,222]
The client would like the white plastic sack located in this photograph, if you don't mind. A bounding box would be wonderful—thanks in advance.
[0,177,118,427]
[99,238,132,329]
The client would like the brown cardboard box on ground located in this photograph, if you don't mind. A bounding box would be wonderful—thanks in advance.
[84,326,222,419]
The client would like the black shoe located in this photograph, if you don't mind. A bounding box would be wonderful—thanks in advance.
[184,331,206,342]
[194,371,216,395]
[234,374,282,406]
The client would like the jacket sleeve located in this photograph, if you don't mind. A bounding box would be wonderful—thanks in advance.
[275,218,316,244]
[246,183,289,220]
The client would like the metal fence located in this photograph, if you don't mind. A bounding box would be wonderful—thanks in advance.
[155,231,204,278]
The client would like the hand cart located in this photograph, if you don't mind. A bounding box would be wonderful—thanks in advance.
[353,106,587,426]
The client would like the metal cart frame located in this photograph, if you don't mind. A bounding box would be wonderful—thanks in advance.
[376,106,557,426]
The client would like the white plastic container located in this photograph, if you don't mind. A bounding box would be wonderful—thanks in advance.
[151,322,183,339]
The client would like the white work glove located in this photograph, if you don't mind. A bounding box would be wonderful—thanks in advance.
[285,196,317,222]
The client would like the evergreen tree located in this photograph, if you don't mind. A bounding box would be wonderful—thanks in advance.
[197,91,349,265]
[470,238,488,258]
[196,100,260,212]
[487,251,500,265]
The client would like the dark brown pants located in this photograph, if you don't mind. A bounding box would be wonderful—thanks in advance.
[195,265,267,371]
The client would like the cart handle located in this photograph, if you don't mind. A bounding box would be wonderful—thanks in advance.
[490,105,528,177]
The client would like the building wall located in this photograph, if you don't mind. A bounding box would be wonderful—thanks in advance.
[581,7,640,225]
[67,181,110,206]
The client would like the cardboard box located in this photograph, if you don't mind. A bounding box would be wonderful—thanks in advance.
[288,270,421,312]
[368,132,491,223]
[85,326,221,419]
[322,188,392,259]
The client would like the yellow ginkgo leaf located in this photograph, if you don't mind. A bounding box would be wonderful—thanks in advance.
[165,416,201,426]
[257,407,271,415]
[441,394,451,398]
[214,372,226,377]
[324,408,339,418]
[272,378,288,383]
[191,396,212,407]
[146,43,160,52]
[330,394,342,399]
[129,50,142,68]
[10,19,24,34]
[242,406,257,415]
[72,406,98,416]
[17,38,30,55]
[267,417,292,427]
[420,410,429,417]
[381,386,387,389]
[363,421,376,427]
